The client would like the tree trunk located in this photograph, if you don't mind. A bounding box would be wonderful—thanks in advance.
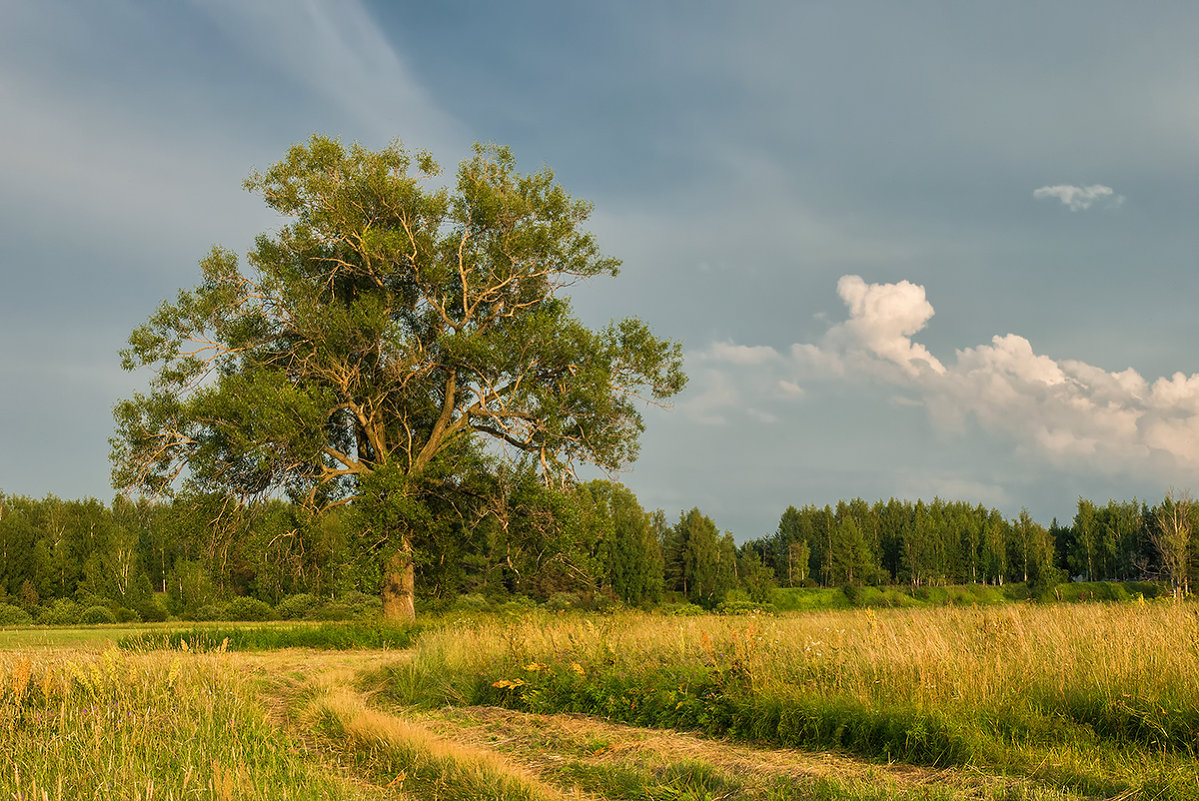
[381,543,416,623]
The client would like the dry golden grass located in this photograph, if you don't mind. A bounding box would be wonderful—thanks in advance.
[8,603,1199,800]
[0,647,388,800]
[405,602,1199,716]
[388,603,1199,798]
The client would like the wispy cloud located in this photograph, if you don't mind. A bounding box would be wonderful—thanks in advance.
[194,0,463,150]
[1032,184,1125,211]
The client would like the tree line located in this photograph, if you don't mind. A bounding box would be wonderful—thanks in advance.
[747,494,1196,596]
[2,483,1193,622]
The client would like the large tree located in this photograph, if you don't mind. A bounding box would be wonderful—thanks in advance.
[111,136,685,621]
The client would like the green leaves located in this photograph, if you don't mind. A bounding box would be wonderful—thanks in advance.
[112,134,685,554]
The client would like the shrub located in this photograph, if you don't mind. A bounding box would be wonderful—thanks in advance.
[276,593,322,620]
[80,605,116,625]
[497,596,538,615]
[38,598,82,625]
[312,602,355,621]
[75,593,117,611]
[660,602,706,616]
[133,595,169,623]
[584,590,622,612]
[453,593,491,612]
[415,596,456,615]
[769,587,852,612]
[0,603,33,626]
[339,590,382,617]
[717,599,776,615]
[190,604,225,622]
[224,596,275,621]
[545,592,580,611]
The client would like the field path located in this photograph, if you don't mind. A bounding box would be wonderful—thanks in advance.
[240,650,1084,801]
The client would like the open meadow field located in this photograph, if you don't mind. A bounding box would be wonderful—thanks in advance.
[4,602,1199,799]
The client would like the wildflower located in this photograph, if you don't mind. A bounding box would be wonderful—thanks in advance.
[524,662,546,672]
[571,662,585,676]
[492,679,526,689]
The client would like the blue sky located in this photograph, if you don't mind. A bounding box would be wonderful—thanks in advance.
[4,1,1199,540]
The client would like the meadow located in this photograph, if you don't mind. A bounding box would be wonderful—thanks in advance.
[4,600,1199,799]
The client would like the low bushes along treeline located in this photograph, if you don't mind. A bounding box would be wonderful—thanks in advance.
[0,485,1193,626]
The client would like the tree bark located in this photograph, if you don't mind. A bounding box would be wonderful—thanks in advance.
[381,542,416,623]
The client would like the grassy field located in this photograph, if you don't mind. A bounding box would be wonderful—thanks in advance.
[4,602,1199,798]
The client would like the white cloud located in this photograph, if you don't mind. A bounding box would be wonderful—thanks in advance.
[1033,183,1125,211]
[778,380,805,399]
[832,275,946,376]
[711,276,1199,481]
[678,343,805,425]
[678,369,739,426]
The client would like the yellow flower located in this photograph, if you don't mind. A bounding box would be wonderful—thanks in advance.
[571,662,585,676]
[492,678,526,689]
[524,662,546,672]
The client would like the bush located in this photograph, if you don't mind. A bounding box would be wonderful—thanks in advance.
[276,593,322,620]
[190,604,224,622]
[311,602,355,621]
[1125,581,1164,599]
[339,590,382,617]
[769,587,852,612]
[584,590,622,612]
[717,599,776,615]
[38,598,82,625]
[80,605,116,625]
[0,603,33,626]
[133,595,169,623]
[497,596,538,615]
[224,597,275,621]
[660,602,706,616]
[452,593,491,612]
[545,592,580,611]
[75,593,117,611]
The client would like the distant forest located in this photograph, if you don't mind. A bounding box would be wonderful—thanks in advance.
[0,482,1192,622]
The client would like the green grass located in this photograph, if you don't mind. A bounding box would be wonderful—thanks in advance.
[116,621,425,652]
[0,623,176,649]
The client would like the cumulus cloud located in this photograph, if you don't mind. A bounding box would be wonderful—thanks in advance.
[1033,184,1125,211]
[700,276,1199,479]
[832,275,946,375]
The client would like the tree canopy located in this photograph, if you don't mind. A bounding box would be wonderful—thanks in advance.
[111,135,686,620]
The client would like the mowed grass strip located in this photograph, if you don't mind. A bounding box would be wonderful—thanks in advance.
[0,648,385,800]
[283,660,584,801]
[404,704,1085,801]
[377,604,1199,798]
[263,650,1057,801]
